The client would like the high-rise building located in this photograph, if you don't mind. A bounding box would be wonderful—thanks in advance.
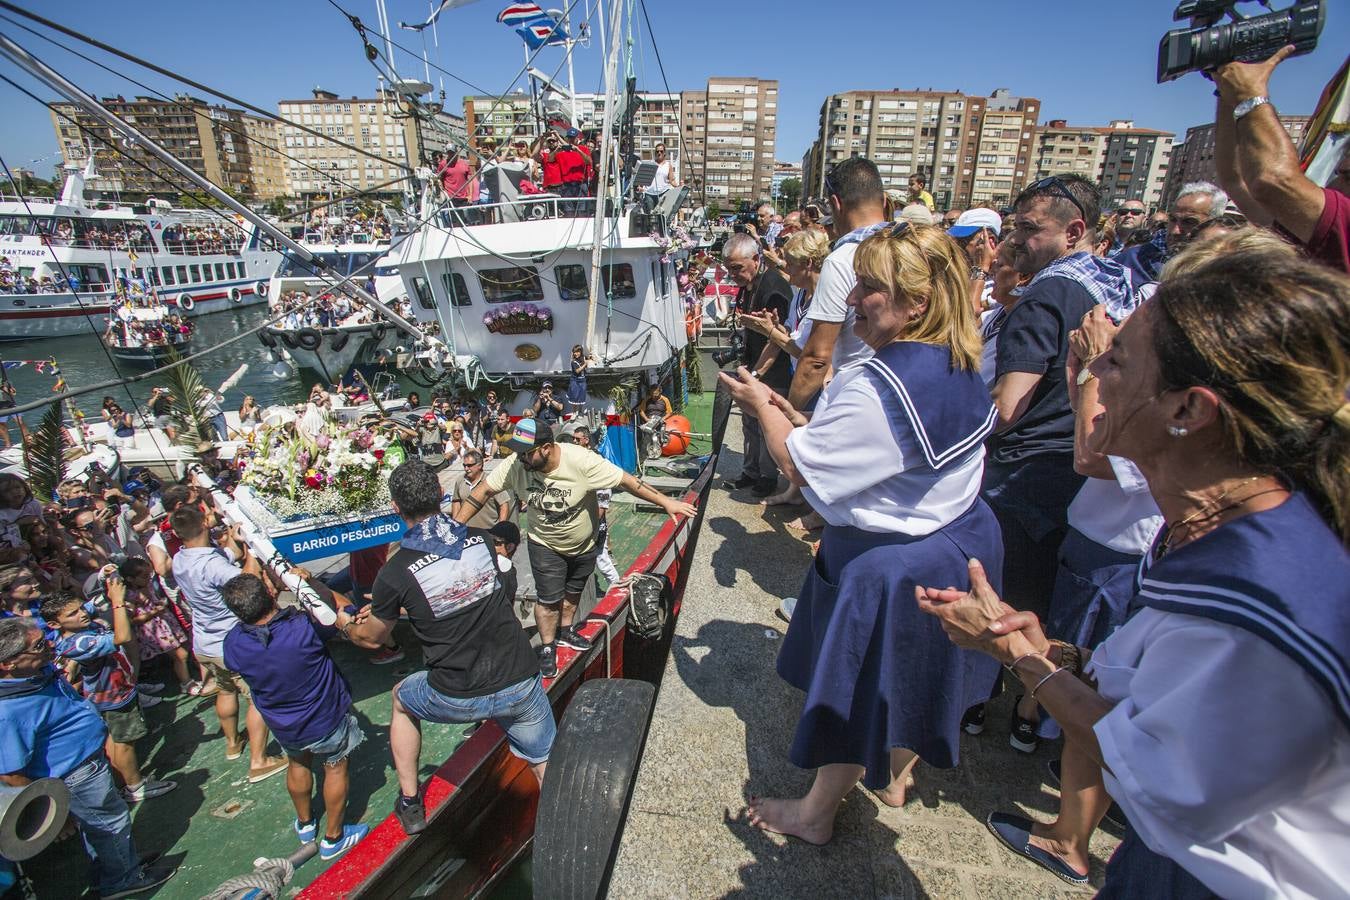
[276,88,454,201]
[1034,121,1109,184]
[49,95,287,201]
[805,89,968,207]
[1159,116,1309,208]
[805,88,1038,210]
[957,89,1040,210]
[1099,122,1174,210]
[461,93,535,147]
[462,91,680,161]
[681,77,778,208]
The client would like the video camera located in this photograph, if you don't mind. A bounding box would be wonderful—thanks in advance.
[1158,0,1325,83]
[731,202,758,235]
[711,331,745,368]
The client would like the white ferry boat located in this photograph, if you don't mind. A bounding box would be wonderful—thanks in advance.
[0,158,283,341]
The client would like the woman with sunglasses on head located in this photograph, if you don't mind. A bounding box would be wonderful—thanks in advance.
[719,223,1003,844]
[918,248,1350,897]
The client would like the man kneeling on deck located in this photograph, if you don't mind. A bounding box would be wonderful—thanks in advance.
[220,574,369,860]
[345,459,554,836]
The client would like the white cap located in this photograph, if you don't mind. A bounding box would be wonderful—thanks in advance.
[948,208,1003,238]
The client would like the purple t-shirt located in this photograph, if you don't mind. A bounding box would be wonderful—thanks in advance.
[222,608,350,748]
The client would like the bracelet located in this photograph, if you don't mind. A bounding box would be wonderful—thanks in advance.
[1050,640,1083,678]
[1005,650,1045,677]
[1030,666,1069,701]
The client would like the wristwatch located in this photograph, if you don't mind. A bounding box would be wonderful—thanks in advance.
[969,265,990,281]
[1233,96,1269,121]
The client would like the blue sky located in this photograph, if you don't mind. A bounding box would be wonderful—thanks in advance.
[0,0,1344,179]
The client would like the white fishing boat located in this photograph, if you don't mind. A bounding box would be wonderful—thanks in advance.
[257,229,408,378]
[0,157,283,341]
[102,300,193,367]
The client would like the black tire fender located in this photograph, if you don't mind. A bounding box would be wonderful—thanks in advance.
[280,330,299,349]
[258,329,278,349]
[370,322,388,341]
[532,678,656,900]
[329,330,350,352]
[295,328,322,351]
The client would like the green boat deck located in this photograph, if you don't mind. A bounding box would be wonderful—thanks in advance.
[21,387,715,899]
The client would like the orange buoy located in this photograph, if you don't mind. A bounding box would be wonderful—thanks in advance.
[661,414,691,456]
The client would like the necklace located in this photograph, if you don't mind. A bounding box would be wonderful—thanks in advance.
[1156,475,1278,557]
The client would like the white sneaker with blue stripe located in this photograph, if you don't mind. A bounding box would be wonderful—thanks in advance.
[294,817,318,844]
[319,823,370,860]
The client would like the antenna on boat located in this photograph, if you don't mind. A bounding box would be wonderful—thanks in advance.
[583,0,624,356]
[0,32,443,359]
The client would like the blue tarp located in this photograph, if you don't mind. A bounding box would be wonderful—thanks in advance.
[599,421,638,473]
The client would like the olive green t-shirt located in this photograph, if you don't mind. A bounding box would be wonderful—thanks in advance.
[485,443,625,555]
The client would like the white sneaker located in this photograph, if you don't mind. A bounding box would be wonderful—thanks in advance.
[779,597,797,621]
[121,779,177,803]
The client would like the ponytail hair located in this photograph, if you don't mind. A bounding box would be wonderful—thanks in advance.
[1151,251,1350,545]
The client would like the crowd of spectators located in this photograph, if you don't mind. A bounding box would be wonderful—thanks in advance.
[298,212,391,245]
[712,48,1349,896]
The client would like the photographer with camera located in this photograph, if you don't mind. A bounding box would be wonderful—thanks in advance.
[1212,45,1350,273]
[720,233,794,497]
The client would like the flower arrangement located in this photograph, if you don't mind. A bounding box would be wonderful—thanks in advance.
[649,224,697,264]
[239,420,393,519]
[482,302,554,335]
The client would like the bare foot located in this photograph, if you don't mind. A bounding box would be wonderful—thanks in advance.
[786,512,824,532]
[761,487,802,507]
[1027,825,1090,877]
[745,796,833,845]
[871,774,916,809]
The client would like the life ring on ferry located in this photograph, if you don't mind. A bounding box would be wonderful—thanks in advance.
[254,280,270,299]
[533,678,656,900]
[661,414,691,456]
[329,330,350,352]
[228,287,242,303]
[295,328,323,352]
[176,293,195,311]
[257,330,278,350]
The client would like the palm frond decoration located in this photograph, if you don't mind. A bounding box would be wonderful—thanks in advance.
[22,402,68,501]
[164,351,215,449]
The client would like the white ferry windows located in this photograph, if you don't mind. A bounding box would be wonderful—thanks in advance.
[190,264,202,284]
[148,268,161,286]
[162,267,175,286]
[479,266,544,304]
[215,263,226,281]
[602,263,637,299]
[441,272,471,307]
[555,265,588,302]
[176,265,188,284]
[411,277,436,311]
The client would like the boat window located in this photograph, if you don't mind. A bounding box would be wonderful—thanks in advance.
[148,268,160,286]
[176,265,188,283]
[224,262,234,279]
[554,264,588,302]
[211,263,222,281]
[478,266,544,304]
[373,265,400,277]
[601,263,637,299]
[411,276,436,311]
[190,264,201,283]
[347,252,378,275]
[162,267,175,286]
[277,251,345,278]
[442,272,471,307]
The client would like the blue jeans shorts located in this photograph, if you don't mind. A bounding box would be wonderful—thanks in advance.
[280,712,364,767]
[396,672,556,764]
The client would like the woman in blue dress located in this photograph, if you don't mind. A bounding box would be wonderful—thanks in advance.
[917,248,1350,896]
[565,344,589,409]
[720,223,1003,843]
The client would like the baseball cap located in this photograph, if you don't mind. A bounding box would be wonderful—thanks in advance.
[505,417,554,453]
[488,520,521,546]
[947,208,1003,239]
[565,127,580,139]
[898,203,934,227]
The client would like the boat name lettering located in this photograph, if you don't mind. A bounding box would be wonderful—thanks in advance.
[292,519,402,554]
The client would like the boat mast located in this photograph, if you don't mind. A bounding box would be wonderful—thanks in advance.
[0,33,434,347]
[583,0,624,357]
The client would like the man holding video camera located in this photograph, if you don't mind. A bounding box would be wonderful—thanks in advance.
[1213,46,1349,273]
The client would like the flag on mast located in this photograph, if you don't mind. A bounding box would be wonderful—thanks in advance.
[399,0,484,32]
[497,3,569,49]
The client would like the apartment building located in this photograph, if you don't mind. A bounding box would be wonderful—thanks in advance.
[1099,123,1174,210]
[49,95,286,201]
[804,88,1038,210]
[462,91,680,158]
[276,88,447,200]
[1034,121,1109,184]
[681,77,778,207]
[1159,116,1309,208]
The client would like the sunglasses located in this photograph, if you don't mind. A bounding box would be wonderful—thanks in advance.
[1118,208,1145,216]
[1028,176,1089,223]
[888,220,911,239]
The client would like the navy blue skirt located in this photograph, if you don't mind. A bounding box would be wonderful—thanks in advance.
[1045,527,1141,650]
[1097,826,1217,899]
[777,500,1003,787]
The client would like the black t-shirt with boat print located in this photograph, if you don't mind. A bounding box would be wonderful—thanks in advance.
[372,528,537,697]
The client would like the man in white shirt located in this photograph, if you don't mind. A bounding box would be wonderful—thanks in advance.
[786,157,888,410]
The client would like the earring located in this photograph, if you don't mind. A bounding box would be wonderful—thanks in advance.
[1167,425,1189,437]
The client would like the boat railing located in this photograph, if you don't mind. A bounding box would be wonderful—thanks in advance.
[43,238,158,252]
[437,194,605,229]
[159,240,244,256]
[1,286,114,301]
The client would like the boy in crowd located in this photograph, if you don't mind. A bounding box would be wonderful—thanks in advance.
[43,580,176,804]
[221,573,368,860]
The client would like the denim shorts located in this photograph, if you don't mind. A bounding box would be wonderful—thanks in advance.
[396,672,555,764]
[280,712,364,767]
